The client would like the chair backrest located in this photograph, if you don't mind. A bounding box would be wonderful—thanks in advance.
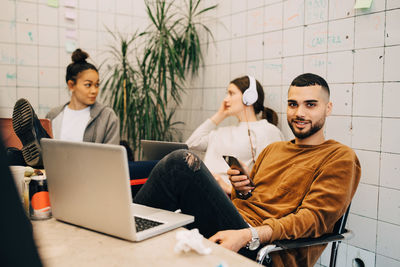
[0,118,53,149]
[128,160,159,198]
[332,203,351,234]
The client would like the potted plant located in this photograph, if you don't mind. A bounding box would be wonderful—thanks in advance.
[101,0,217,159]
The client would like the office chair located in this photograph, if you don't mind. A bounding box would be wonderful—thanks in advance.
[256,205,353,267]
[128,160,159,198]
[0,118,53,149]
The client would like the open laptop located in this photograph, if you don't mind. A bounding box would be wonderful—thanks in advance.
[141,140,188,160]
[41,138,194,242]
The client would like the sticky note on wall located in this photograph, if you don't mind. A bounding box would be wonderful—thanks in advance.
[354,0,373,9]
[64,0,77,8]
[65,10,76,20]
[66,29,77,39]
[65,41,76,53]
[47,0,59,8]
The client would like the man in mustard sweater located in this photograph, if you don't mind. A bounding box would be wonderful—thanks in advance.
[134,73,361,267]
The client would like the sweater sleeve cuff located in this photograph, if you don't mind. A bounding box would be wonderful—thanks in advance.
[263,218,282,242]
[205,118,218,129]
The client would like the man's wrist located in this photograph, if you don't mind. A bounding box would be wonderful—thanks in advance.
[241,225,273,250]
[246,227,260,250]
[257,225,273,244]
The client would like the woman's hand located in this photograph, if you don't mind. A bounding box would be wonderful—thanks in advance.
[210,100,229,125]
[212,173,233,194]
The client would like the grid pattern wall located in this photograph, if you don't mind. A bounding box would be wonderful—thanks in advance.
[1,0,399,266]
[177,0,400,266]
[0,0,147,118]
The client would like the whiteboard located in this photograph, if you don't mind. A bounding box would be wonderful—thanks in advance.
[0,0,147,117]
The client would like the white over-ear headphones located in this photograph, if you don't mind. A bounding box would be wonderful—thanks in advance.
[242,75,258,106]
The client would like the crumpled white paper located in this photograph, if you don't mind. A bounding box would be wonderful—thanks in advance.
[174,228,212,255]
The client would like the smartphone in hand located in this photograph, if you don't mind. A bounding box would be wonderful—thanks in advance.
[222,155,255,187]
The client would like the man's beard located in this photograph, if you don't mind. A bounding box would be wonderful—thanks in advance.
[287,117,325,139]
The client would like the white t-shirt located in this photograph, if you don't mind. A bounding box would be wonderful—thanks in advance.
[59,106,91,142]
[186,119,284,183]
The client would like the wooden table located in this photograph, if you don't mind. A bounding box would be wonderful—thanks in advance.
[32,219,260,267]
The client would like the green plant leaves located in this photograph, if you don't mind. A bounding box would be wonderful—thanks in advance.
[101,0,216,159]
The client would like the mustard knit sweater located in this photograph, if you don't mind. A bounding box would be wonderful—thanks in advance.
[232,140,361,267]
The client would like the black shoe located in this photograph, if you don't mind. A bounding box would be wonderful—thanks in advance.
[12,99,50,168]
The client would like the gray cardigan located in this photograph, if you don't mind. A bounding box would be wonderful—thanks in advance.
[46,102,120,145]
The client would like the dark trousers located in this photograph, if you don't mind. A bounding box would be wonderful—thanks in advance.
[133,149,249,238]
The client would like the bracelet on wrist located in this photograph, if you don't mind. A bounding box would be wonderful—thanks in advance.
[237,191,252,200]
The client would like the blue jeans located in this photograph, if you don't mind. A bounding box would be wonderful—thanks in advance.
[133,149,249,238]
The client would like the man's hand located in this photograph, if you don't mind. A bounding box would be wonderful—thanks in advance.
[209,229,251,252]
[209,226,273,252]
[227,160,254,195]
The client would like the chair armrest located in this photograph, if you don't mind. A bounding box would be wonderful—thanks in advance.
[256,229,354,264]
[274,231,348,250]
[256,244,279,264]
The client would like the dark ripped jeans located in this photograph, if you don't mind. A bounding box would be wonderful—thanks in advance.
[133,149,249,238]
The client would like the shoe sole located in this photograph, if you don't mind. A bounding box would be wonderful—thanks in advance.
[12,99,43,167]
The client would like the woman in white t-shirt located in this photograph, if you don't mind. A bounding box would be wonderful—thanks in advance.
[186,76,284,193]
[46,49,119,145]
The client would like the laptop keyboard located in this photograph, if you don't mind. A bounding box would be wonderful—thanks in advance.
[134,216,164,232]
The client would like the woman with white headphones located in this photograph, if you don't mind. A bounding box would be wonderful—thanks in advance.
[186,75,284,193]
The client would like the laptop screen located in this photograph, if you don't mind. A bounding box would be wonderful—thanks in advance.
[141,140,188,160]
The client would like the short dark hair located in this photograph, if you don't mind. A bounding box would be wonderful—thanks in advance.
[290,73,330,97]
[66,48,98,83]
